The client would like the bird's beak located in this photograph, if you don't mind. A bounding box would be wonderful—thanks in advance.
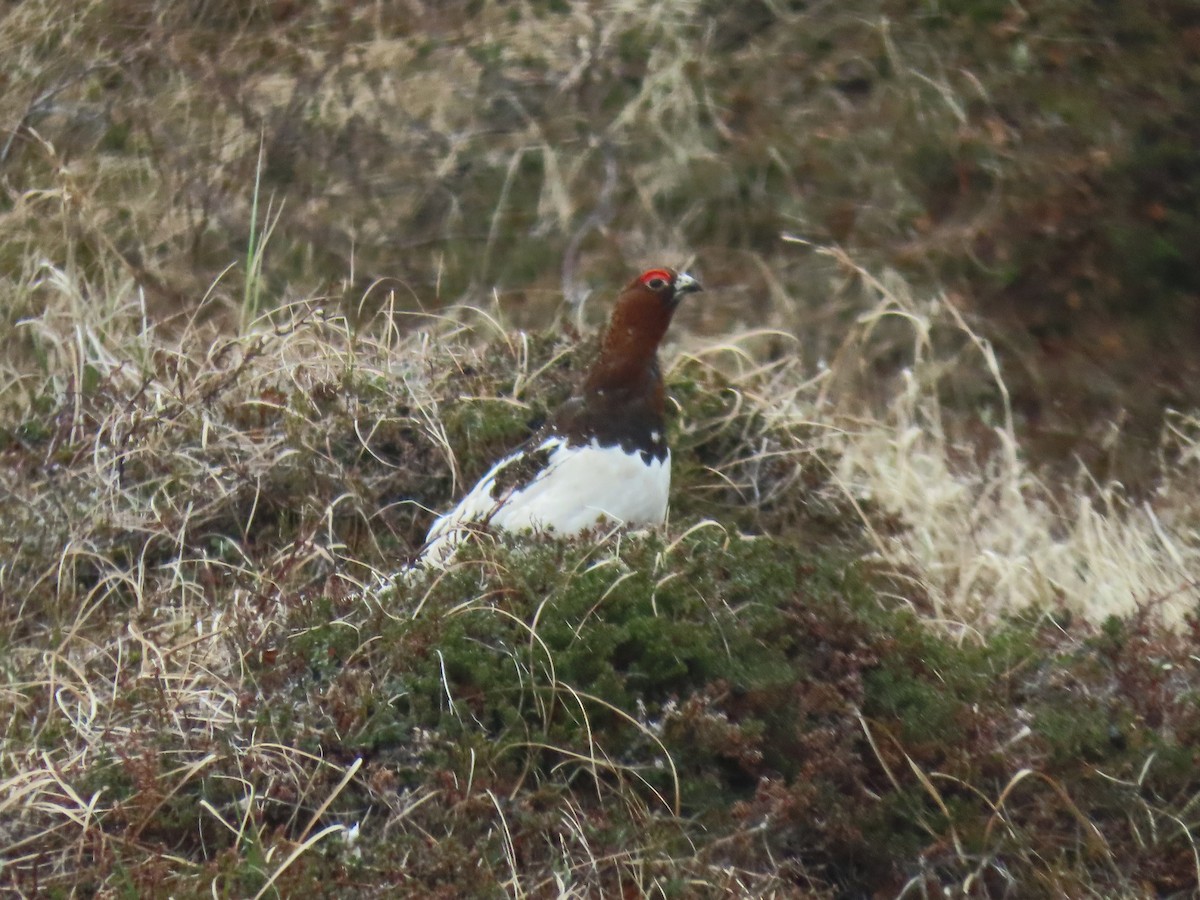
[674,272,703,296]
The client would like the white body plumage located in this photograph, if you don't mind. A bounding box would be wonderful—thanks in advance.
[420,435,670,566]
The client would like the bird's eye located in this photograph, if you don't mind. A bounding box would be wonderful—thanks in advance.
[646,277,667,291]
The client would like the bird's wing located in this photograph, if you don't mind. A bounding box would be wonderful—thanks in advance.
[419,434,566,565]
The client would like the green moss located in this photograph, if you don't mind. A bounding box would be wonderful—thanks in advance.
[441,400,532,472]
[1031,698,1118,766]
[75,751,135,803]
[270,532,864,816]
[863,612,1002,749]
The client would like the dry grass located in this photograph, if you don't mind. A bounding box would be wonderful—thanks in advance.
[0,260,803,893]
[802,249,1200,629]
[2,239,1199,895]
[4,1,1200,896]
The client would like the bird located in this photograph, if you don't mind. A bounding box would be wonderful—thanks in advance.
[417,267,703,567]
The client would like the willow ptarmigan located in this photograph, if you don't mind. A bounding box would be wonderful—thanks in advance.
[418,267,702,567]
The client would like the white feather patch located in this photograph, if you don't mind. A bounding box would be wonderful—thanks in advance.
[420,435,670,566]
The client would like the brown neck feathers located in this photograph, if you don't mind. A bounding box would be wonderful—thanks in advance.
[583,281,673,402]
[552,269,698,461]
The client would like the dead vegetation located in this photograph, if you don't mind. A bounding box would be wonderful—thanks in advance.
[3,251,1199,895]
[3,1,1200,896]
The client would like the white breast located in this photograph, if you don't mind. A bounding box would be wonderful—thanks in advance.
[420,435,670,566]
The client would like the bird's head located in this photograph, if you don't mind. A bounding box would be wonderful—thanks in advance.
[628,267,703,312]
[584,267,703,398]
[603,267,703,347]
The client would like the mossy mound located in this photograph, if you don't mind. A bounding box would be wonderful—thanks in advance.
[3,306,1198,895]
[16,530,1193,896]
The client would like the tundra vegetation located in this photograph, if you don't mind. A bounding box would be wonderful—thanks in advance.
[2,2,1200,896]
